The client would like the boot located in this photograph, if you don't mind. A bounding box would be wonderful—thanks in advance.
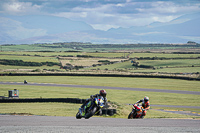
[81,106,87,116]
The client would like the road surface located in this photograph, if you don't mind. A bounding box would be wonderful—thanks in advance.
[0,115,200,133]
[1,82,200,132]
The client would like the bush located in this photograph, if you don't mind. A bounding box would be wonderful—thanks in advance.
[0,59,61,67]
[32,69,41,72]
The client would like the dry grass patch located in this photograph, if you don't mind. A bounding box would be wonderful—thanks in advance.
[59,57,126,67]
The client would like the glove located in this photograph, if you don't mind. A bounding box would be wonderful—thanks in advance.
[99,103,104,108]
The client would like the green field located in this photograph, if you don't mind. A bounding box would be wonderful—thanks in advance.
[1,43,200,52]
[0,51,83,57]
[0,43,200,118]
[0,76,199,118]
[1,76,200,91]
[0,55,59,62]
[1,51,200,58]
[128,53,200,58]
[1,51,200,74]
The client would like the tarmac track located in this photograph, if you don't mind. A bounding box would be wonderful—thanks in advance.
[0,115,200,133]
[1,82,200,132]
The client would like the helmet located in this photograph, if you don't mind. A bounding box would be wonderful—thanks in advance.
[99,89,107,98]
[144,96,149,102]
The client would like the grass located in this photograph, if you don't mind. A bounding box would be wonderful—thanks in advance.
[0,55,59,63]
[130,67,200,73]
[1,103,196,118]
[117,105,198,119]
[1,44,199,52]
[83,60,200,73]
[139,59,200,67]
[0,76,200,91]
[129,53,200,58]
[59,57,126,66]
[0,103,195,118]
[0,49,200,118]
[0,65,61,70]
[0,51,83,57]
[85,52,129,58]
[0,76,200,119]
[0,103,80,116]
[1,51,200,74]
[0,84,199,106]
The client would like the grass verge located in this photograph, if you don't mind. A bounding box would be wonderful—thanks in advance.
[0,76,200,91]
[0,79,199,119]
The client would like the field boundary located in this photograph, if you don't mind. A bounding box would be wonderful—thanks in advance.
[0,98,116,116]
[1,72,200,81]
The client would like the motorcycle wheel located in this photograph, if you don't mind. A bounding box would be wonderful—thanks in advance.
[85,107,97,119]
[76,112,82,119]
[140,115,144,119]
[128,112,134,119]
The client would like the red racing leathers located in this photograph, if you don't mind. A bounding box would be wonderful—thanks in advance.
[135,99,150,116]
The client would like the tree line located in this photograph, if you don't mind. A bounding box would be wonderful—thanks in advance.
[0,59,61,67]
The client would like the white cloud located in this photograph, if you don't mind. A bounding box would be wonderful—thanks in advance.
[51,1,200,30]
[1,0,42,15]
[91,24,119,31]
[137,1,200,14]
[53,12,87,19]
[151,15,178,22]
[132,32,167,36]
[1,0,200,31]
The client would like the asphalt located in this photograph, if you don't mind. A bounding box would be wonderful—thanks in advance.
[1,82,200,132]
[0,115,200,133]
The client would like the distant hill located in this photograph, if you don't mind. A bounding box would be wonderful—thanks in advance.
[0,12,199,44]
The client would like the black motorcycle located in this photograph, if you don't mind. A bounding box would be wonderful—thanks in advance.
[76,97,105,119]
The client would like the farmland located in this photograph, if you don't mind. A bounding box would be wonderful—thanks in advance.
[0,47,200,79]
[0,42,200,118]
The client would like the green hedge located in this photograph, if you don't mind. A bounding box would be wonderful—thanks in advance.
[0,59,61,66]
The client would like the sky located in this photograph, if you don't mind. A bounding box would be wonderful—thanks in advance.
[1,0,200,31]
[0,0,200,44]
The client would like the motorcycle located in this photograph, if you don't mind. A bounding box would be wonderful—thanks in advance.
[24,80,28,84]
[128,103,146,119]
[76,97,105,119]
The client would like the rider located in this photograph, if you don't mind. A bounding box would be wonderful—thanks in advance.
[134,96,150,117]
[81,89,107,116]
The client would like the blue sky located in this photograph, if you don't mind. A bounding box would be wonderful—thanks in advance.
[1,0,200,31]
[0,0,200,44]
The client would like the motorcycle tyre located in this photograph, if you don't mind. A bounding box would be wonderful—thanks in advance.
[76,112,82,119]
[140,115,144,119]
[128,112,134,119]
[85,107,97,119]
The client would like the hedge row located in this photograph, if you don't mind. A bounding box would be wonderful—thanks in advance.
[132,57,200,60]
[102,108,117,116]
[0,98,116,116]
[0,59,61,67]
[3,73,200,81]
[0,98,86,103]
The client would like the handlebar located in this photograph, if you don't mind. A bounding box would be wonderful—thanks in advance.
[128,103,138,106]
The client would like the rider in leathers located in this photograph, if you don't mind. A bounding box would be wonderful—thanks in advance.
[81,90,107,116]
[134,96,150,118]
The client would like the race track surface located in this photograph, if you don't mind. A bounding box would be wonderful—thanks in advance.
[1,82,200,132]
[0,115,200,133]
